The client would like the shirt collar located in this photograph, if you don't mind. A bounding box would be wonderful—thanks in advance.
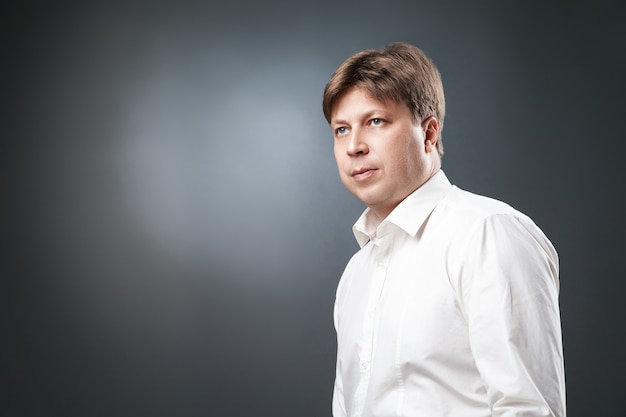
[352,170,453,248]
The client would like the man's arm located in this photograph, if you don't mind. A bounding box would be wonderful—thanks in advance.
[459,214,566,417]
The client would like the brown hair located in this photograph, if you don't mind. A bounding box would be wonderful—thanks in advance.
[322,42,446,155]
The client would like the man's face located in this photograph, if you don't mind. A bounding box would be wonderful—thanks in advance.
[331,87,437,220]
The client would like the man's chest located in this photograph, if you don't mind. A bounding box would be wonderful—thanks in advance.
[336,233,469,365]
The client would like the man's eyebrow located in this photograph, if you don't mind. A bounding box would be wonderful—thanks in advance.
[331,117,348,126]
[331,109,390,126]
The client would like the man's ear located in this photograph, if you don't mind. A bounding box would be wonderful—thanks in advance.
[422,117,440,153]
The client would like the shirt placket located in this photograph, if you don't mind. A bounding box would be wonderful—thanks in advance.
[352,233,392,417]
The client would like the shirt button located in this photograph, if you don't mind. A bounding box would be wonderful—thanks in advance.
[361,361,370,371]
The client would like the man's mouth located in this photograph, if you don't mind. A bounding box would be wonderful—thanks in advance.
[352,168,377,182]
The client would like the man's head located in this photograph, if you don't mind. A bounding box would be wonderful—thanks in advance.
[323,42,445,156]
[323,42,446,220]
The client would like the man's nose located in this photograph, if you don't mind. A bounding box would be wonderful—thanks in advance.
[347,129,369,156]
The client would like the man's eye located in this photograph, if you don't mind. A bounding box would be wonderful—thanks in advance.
[335,127,348,135]
[370,118,383,126]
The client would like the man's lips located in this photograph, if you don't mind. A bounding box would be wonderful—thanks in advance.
[351,168,377,182]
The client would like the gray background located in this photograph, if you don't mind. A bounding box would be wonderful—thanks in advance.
[2,1,624,416]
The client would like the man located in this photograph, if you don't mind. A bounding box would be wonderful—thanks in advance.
[322,42,566,417]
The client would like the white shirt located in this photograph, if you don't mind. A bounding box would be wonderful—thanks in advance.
[332,170,566,417]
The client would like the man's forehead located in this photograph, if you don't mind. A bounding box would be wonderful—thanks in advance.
[331,88,405,122]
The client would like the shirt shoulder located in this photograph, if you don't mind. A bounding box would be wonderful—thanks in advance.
[431,185,557,260]
[435,185,558,276]
[442,185,524,220]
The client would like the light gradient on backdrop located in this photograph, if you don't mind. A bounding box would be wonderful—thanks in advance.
[117,42,333,288]
[2,1,625,417]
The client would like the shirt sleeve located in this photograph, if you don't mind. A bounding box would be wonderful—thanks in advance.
[458,214,566,417]
[332,300,347,417]
[332,359,347,417]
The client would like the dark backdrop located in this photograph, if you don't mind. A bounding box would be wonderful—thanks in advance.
[3,1,624,416]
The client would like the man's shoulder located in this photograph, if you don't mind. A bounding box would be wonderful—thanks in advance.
[437,185,528,223]
[430,185,555,260]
